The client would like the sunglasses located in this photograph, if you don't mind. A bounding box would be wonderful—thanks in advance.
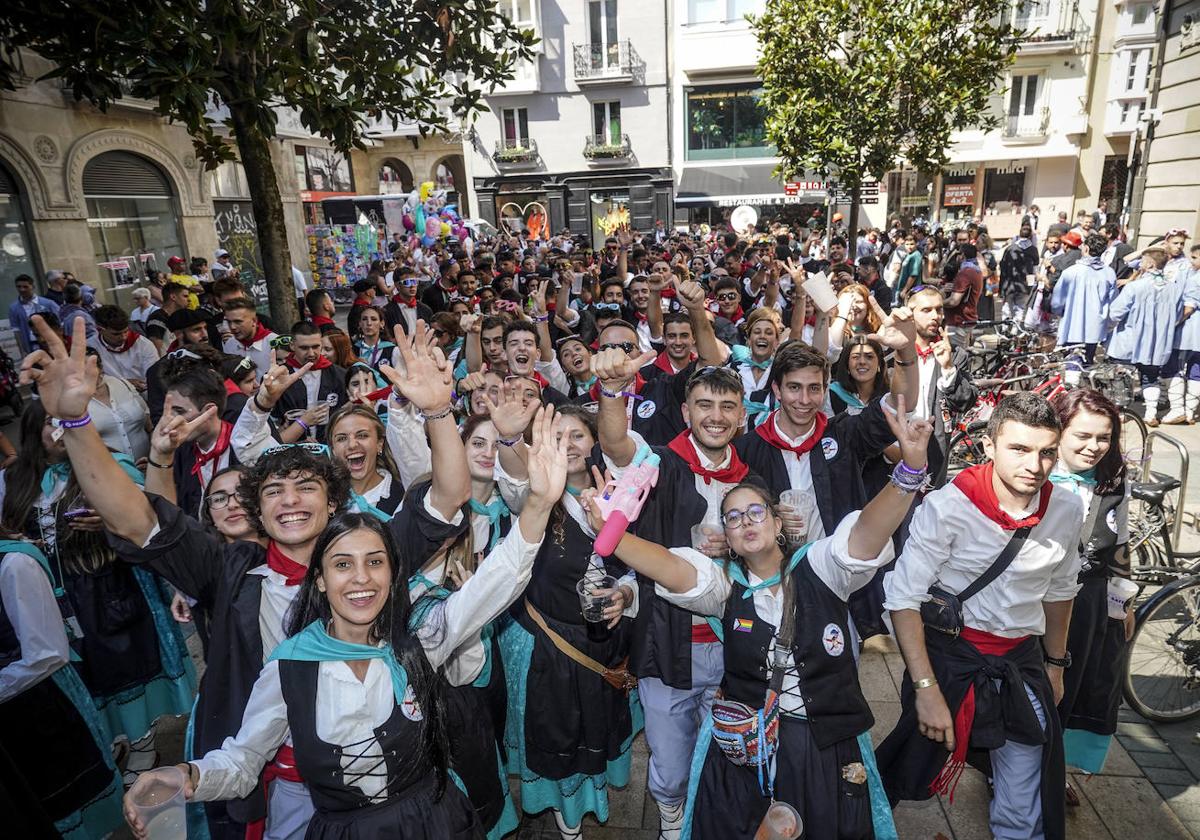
[270,335,294,349]
[261,442,331,458]
[592,302,622,313]
[716,292,740,302]
[720,503,770,530]
[599,341,637,354]
[234,356,255,373]
[167,348,201,361]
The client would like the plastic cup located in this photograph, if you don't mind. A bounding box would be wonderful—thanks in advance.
[129,766,187,839]
[691,522,722,554]
[754,800,803,840]
[778,490,810,547]
[1124,446,1151,481]
[1108,578,1139,620]
[577,573,616,641]
[803,271,839,313]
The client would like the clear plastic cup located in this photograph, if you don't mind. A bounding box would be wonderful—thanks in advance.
[803,271,839,313]
[754,800,803,840]
[577,573,616,641]
[778,490,810,547]
[129,765,187,839]
[691,522,722,554]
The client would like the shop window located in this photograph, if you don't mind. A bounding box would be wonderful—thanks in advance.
[685,85,772,160]
[983,166,1026,211]
[0,160,40,340]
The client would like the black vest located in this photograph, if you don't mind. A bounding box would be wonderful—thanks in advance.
[720,558,873,749]
[1078,484,1127,580]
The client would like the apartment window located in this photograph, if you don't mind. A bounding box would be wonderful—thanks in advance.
[685,85,772,160]
[1126,49,1149,92]
[1008,74,1040,117]
[688,0,764,23]
[588,0,619,70]
[293,145,354,193]
[1132,2,1152,25]
[593,101,622,143]
[501,107,530,145]
[498,0,536,27]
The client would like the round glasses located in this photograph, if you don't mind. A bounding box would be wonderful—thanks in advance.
[720,503,770,530]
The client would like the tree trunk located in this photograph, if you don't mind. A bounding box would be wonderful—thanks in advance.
[227,100,299,330]
[847,182,862,251]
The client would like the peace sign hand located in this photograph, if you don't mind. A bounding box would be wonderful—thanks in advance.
[257,362,313,409]
[19,315,98,420]
[883,394,933,470]
[381,320,453,412]
[150,404,218,460]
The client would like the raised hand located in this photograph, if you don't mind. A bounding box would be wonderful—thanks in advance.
[884,394,933,470]
[257,362,312,409]
[932,336,954,372]
[19,315,98,420]
[869,304,916,352]
[674,276,707,312]
[616,225,635,249]
[458,371,487,394]
[646,266,670,294]
[525,405,569,506]
[482,377,540,440]
[785,257,808,286]
[591,347,656,391]
[150,404,218,459]
[381,320,453,412]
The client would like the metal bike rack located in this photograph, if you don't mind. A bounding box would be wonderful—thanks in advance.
[1145,431,1191,547]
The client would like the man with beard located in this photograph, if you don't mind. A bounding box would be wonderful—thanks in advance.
[592,361,753,839]
[146,309,221,425]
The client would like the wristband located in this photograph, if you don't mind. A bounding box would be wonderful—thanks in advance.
[533,314,550,323]
[894,357,915,367]
[52,414,92,430]
[147,456,173,470]
[421,404,455,422]
[894,461,926,477]
[498,435,523,448]
[253,392,271,413]
[294,418,311,433]
[913,677,938,690]
[889,461,928,494]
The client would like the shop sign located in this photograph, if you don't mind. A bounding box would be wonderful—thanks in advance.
[299,190,356,203]
[716,194,809,207]
[900,195,930,208]
[943,184,976,206]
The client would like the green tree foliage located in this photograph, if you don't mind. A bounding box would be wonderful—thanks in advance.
[752,0,1019,232]
[0,0,536,326]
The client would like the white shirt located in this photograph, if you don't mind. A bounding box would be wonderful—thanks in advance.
[765,414,826,542]
[0,551,71,703]
[90,374,151,462]
[913,353,959,423]
[738,362,771,396]
[191,525,542,803]
[658,512,893,716]
[882,481,1085,637]
[230,393,309,467]
[223,331,279,382]
[90,333,159,384]
[130,304,158,326]
[302,370,321,408]
[246,565,298,659]
[292,266,308,295]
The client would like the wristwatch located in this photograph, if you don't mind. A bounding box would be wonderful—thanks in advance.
[1044,651,1072,669]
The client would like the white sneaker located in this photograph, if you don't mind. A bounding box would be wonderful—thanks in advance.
[658,801,685,840]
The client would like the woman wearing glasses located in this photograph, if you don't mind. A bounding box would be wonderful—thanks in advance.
[577,407,933,840]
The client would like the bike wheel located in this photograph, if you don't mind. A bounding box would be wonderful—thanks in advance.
[1121,410,1148,462]
[948,425,988,474]
[1123,576,1200,722]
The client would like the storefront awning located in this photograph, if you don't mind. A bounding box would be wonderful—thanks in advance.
[676,163,828,207]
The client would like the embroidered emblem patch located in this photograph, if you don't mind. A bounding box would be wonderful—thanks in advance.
[1106,508,1119,534]
[734,618,754,632]
[637,399,657,419]
[820,437,839,459]
[822,623,845,657]
[401,684,424,721]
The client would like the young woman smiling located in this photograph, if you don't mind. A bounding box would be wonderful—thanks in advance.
[123,405,570,840]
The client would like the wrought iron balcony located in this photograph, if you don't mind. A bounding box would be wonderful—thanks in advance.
[573,40,641,84]
[1007,0,1089,52]
[583,133,632,161]
[493,138,539,165]
[1002,107,1051,139]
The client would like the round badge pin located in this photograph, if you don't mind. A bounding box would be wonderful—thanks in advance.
[637,399,657,419]
[822,622,845,657]
[820,437,839,459]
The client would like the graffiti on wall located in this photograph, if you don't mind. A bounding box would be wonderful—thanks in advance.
[214,200,269,311]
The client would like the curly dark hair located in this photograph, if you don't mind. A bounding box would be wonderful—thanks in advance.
[237,447,352,536]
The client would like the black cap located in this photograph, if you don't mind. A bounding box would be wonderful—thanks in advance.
[166,309,209,331]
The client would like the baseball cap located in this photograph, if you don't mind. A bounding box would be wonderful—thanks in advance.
[167,256,186,271]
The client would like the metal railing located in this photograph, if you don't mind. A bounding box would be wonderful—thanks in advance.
[1002,107,1051,138]
[492,138,539,164]
[573,40,640,81]
[583,133,632,159]
[1145,431,1191,548]
[1007,0,1089,48]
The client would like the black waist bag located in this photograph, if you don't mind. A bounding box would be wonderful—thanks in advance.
[921,526,1032,636]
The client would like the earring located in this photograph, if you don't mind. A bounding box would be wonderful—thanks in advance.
[776,533,786,548]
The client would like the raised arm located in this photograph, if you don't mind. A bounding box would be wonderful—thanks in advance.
[20,316,157,545]
[462,314,484,373]
[380,321,470,520]
[676,275,724,367]
[786,259,810,340]
[590,346,656,468]
[868,303,920,410]
[483,378,540,482]
[646,268,667,343]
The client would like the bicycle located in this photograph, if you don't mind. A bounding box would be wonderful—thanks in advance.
[1123,570,1200,722]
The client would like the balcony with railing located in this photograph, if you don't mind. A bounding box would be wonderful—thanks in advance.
[1007,0,1090,52]
[493,138,539,166]
[1002,107,1051,140]
[60,76,157,111]
[572,40,642,85]
[583,133,632,162]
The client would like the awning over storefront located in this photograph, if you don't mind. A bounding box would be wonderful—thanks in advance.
[676,163,827,207]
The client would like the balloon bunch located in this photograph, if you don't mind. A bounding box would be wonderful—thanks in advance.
[401,180,472,251]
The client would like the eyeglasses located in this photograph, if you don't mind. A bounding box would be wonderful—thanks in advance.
[261,442,332,458]
[720,503,770,530]
[599,341,637,354]
[205,491,236,510]
[270,335,293,349]
[716,292,740,302]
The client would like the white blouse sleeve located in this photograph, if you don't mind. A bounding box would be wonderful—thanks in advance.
[191,660,290,802]
[807,511,896,602]
[230,392,277,466]
[653,547,733,618]
[386,394,433,488]
[416,524,542,671]
[882,491,954,613]
[0,553,70,703]
[493,456,531,514]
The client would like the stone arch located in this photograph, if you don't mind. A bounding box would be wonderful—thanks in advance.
[0,133,60,219]
[64,129,210,216]
[378,157,415,194]
[431,154,468,214]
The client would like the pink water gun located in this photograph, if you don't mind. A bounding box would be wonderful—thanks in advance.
[594,444,661,556]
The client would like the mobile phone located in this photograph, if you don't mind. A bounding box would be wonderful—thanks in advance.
[63,508,91,519]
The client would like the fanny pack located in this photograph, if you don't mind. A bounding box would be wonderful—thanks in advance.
[921,525,1032,636]
[710,574,795,767]
[524,599,637,695]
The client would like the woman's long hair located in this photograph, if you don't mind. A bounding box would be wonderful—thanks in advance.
[285,513,452,794]
[2,401,53,536]
[1050,388,1126,494]
[838,283,882,339]
[328,403,404,488]
[832,336,887,404]
[324,330,360,368]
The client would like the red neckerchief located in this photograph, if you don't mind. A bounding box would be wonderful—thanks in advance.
[310,315,335,328]
[589,373,645,402]
[352,295,373,307]
[634,311,648,323]
[952,462,1052,530]
[930,626,1028,803]
[191,421,233,477]
[238,321,272,349]
[392,293,417,307]
[286,353,332,371]
[755,411,828,457]
[666,431,749,485]
[102,330,141,353]
[224,379,243,397]
[915,342,934,362]
[265,541,308,586]
[653,350,693,374]
[531,371,549,389]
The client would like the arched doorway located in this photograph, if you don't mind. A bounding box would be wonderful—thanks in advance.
[83,150,184,304]
[433,155,468,215]
[0,158,41,339]
[378,159,414,195]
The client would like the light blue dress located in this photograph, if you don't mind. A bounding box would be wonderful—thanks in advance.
[1052,257,1116,344]
[1106,272,1187,366]
[1175,269,1200,353]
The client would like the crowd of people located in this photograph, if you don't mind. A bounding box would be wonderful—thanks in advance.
[0,213,1195,840]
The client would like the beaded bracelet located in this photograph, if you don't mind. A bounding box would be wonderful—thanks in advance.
[889,461,929,494]
[421,404,455,422]
[498,435,523,448]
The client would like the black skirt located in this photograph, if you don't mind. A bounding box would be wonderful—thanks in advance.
[1060,576,1131,735]
[444,680,506,833]
[305,775,482,840]
[690,716,873,840]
